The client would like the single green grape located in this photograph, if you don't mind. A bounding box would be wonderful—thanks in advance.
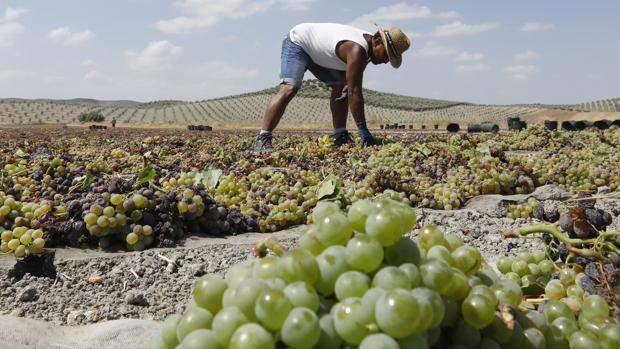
[280,307,321,349]
[284,281,320,312]
[461,294,495,329]
[375,289,422,338]
[372,266,412,290]
[359,333,399,349]
[211,307,249,348]
[176,307,214,342]
[255,289,293,331]
[315,246,349,296]
[347,199,374,233]
[345,234,384,273]
[161,314,181,349]
[179,329,221,349]
[229,323,275,349]
[581,294,609,319]
[335,271,370,301]
[192,274,227,314]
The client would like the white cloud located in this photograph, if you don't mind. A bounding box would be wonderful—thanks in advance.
[456,64,489,73]
[513,50,539,61]
[126,41,182,72]
[156,0,316,34]
[199,61,259,80]
[81,59,96,67]
[0,7,27,48]
[350,3,459,30]
[406,31,424,40]
[83,70,113,84]
[438,11,460,19]
[520,22,554,32]
[455,51,484,62]
[414,42,457,57]
[4,7,28,21]
[432,21,498,37]
[505,65,537,80]
[48,26,95,46]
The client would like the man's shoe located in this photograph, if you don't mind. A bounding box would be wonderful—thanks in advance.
[253,134,274,153]
[331,130,354,147]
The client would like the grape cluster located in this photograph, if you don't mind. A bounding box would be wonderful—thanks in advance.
[496,251,555,288]
[506,197,540,219]
[156,199,619,349]
[0,193,51,256]
[0,227,45,257]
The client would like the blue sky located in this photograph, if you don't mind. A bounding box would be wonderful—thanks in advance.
[0,0,618,104]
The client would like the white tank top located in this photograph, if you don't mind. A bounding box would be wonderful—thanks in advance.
[289,23,371,71]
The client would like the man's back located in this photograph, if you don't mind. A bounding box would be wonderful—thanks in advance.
[289,23,370,71]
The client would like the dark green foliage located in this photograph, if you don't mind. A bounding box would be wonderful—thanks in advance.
[78,111,105,122]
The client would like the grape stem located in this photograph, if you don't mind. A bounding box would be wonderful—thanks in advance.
[253,238,286,258]
[506,224,620,246]
[505,224,620,260]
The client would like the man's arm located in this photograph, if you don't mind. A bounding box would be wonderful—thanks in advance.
[343,43,374,142]
[344,44,367,127]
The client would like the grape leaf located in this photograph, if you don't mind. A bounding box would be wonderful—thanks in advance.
[317,176,340,200]
[521,283,545,297]
[14,148,27,158]
[347,155,362,166]
[194,169,222,190]
[137,166,156,185]
[414,143,432,156]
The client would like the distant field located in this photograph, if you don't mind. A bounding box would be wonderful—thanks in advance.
[0,80,617,127]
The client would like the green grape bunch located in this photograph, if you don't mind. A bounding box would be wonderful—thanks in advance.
[155,198,619,349]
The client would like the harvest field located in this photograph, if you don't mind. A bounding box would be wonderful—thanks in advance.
[0,125,619,348]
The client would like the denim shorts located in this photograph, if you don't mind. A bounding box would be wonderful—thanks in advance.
[279,34,346,87]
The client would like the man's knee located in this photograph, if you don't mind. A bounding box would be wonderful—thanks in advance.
[278,83,299,101]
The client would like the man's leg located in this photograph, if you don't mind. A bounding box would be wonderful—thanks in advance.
[261,83,299,132]
[330,84,348,130]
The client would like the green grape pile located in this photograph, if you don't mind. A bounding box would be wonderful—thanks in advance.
[155,199,620,349]
[506,197,540,219]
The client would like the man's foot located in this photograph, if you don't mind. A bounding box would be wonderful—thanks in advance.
[253,133,274,153]
[331,130,354,147]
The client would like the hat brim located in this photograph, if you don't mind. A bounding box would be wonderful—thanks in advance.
[378,26,402,69]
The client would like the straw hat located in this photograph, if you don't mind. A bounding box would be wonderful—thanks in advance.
[376,25,411,69]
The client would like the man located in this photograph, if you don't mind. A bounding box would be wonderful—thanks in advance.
[253,23,411,153]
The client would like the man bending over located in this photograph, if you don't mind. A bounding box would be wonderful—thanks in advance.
[253,23,411,153]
